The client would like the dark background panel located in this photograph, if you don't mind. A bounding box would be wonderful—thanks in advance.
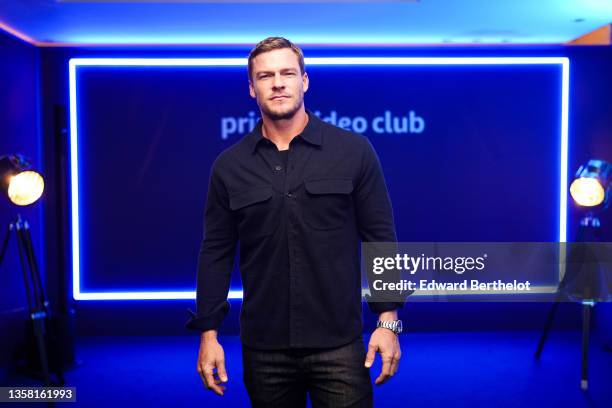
[73,62,562,293]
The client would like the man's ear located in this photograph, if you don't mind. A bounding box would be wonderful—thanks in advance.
[302,72,309,93]
[249,81,256,99]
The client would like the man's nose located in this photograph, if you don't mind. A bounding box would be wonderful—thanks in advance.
[272,73,285,89]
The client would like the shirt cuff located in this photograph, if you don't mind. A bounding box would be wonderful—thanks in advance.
[366,300,404,315]
[185,301,230,332]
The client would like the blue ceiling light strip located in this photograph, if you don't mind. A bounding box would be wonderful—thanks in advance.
[68,57,569,301]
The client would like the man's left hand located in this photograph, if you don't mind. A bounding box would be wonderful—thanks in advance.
[364,326,401,385]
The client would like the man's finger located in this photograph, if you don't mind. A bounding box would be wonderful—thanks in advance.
[198,367,208,388]
[375,355,393,385]
[217,358,229,383]
[213,380,227,391]
[364,344,377,368]
[375,371,390,385]
[204,366,224,396]
[203,366,214,388]
[390,354,400,376]
[392,343,402,376]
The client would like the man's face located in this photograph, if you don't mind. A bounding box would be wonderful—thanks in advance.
[249,48,309,120]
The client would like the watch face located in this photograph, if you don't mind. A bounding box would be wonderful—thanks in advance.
[396,320,403,333]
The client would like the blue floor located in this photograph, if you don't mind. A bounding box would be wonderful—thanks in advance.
[6,331,612,407]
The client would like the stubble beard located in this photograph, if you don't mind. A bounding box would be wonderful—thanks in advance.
[260,94,304,121]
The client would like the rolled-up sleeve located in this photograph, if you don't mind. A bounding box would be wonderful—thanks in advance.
[185,160,238,332]
[354,137,408,314]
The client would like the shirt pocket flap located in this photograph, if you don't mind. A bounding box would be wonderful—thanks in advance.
[229,186,273,210]
[305,178,354,195]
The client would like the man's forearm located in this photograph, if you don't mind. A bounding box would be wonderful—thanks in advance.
[378,309,398,321]
[202,329,218,341]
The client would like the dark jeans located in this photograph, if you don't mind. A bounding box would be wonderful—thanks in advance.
[242,337,373,408]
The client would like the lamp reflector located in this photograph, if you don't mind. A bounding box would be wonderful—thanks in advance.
[8,170,45,206]
[570,177,605,207]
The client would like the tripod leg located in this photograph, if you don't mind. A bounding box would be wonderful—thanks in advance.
[580,303,591,391]
[23,223,65,384]
[0,224,12,267]
[23,221,49,309]
[16,226,52,387]
[15,224,37,314]
[536,242,576,360]
[535,301,560,359]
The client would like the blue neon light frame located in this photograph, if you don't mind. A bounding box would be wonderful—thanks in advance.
[69,56,570,301]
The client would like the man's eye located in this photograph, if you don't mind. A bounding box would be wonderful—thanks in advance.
[284,72,296,76]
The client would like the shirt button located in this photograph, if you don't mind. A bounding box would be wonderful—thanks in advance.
[286,192,293,198]
[275,165,283,171]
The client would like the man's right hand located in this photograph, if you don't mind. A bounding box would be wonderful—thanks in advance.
[197,330,228,396]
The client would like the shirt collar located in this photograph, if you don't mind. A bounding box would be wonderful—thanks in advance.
[248,109,322,154]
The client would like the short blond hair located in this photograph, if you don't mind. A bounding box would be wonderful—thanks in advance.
[248,37,305,82]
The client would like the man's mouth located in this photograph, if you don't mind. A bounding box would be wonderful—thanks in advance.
[271,95,289,100]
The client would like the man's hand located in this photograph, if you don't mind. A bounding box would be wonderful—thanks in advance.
[364,311,401,385]
[197,330,228,396]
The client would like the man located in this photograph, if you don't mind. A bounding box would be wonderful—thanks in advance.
[187,37,404,407]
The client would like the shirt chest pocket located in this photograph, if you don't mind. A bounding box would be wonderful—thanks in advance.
[229,186,275,240]
[304,178,354,231]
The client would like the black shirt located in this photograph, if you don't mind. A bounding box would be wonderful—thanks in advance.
[186,111,402,349]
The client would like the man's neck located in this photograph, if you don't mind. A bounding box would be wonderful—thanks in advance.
[261,108,309,151]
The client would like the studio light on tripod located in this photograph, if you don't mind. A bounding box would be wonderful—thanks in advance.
[569,159,610,209]
[0,154,44,206]
[0,154,61,385]
[535,159,611,391]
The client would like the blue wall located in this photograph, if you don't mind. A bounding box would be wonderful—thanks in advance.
[0,31,42,374]
[35,45,612,337]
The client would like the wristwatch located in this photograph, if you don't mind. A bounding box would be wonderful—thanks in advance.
[376,319,403,335]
